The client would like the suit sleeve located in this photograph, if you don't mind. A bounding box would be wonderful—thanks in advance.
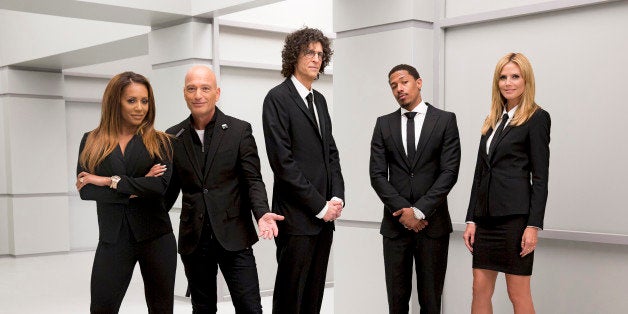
[238,123,270,221]
[369,117,412,213]
[115,141,173,198]
[414,113,461,218]
[526,109,551,228]
[323,101,345,202]
[465,141,484,222]
[262,91,327,216]
[76,133,129,204]
[163,127,182,210]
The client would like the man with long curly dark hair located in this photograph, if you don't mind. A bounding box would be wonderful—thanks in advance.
[262,27,345,314]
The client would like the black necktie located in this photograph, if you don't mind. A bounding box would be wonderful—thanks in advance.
[405,112,417,161]
[306,93,318,130]
[488,113,510,155]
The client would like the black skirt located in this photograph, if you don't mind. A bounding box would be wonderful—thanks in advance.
[472,214,533,275]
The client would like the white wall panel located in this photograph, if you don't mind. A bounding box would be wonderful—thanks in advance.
[219,27,285,66]
[63,55,152,79]
[0,197,8,255]
[4,97,68,194]
[84,0,190,14]
[221,0,333,32]
[334,225,388,313]
[9,196,70,255]
[0,97,8,194]
[65,101,102,250]
[0,9,148,67]
[0,68,63,96]
[149,22,213,66]
[445,0,554,18]
[65,101,101,191]
[63,76,109,101]
[68,197,98,250]
[334,0,433,32]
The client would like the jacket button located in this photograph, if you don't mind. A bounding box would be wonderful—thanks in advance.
[410,173,414,178]
[203,188,208,194]
[199,214,204,220]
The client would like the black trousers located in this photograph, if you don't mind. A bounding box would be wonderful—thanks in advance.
[181,224,262,314]
[272,227,333,314]
[90,219,177,314]
[383,232,450,314]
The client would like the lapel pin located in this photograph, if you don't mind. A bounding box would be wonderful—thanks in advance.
[222,124,228,130]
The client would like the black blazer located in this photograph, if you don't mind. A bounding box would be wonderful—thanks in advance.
[164,109,270,254]
[262,78,345,235]
[370,104,461,238]
[77,133,173,244]
[466,108,551,228]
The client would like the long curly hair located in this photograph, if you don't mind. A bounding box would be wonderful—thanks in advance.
[79,71,171,172]
[281,27,333,78]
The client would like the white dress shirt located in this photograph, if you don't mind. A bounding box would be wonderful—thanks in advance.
[485,105,517,155]
[401,101,428,220]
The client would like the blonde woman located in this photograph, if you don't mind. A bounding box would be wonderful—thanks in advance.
[76,72,175,313]
[463,53,551,314]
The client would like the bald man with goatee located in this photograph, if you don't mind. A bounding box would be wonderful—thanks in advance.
[164,65,283,313]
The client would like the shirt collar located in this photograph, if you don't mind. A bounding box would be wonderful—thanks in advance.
[188,113,217,131]
[502,105,518,119]
[400,101,427,117]
[291,75,312,100]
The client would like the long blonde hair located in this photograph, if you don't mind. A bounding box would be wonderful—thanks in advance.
[481,52,540,135]
[79,72,171,173]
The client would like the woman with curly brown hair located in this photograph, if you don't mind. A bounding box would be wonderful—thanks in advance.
[76,71,176,313]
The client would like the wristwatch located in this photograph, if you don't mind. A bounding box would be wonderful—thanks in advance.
[110,175,121,189]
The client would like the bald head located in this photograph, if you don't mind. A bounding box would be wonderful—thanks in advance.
[185,65,217,87]
[183,65,221,128]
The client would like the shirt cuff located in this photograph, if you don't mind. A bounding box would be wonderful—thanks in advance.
[316,196,344,219]
[466,221,475,224]
[527,225,541,230]
[316,203,328,219]
[411,207,425,220]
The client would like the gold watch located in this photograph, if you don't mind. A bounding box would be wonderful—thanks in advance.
[110,175,121,189]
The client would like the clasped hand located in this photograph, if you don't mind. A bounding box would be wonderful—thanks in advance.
[392,207,428,233]
[322,199,343,222]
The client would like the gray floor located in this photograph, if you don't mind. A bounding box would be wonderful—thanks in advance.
[0,251,333,314]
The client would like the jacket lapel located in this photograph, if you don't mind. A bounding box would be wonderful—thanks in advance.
[389,110,411,169]
[480,132,490,166]
[489,125,513,161]
[412,104,438,169]
[179,124,204,182]
[286,79,322,139]
[313,92,326,142]
[121,135,144,175]
[203,109,227,182]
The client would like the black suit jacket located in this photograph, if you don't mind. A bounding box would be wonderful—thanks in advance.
[262,78,345,235]
[370,104,461,238]
[165,109,270,254]
[77,133,173,244]
[466,108,551,228]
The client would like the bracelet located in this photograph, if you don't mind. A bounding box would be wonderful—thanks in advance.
[110,175,121,189]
